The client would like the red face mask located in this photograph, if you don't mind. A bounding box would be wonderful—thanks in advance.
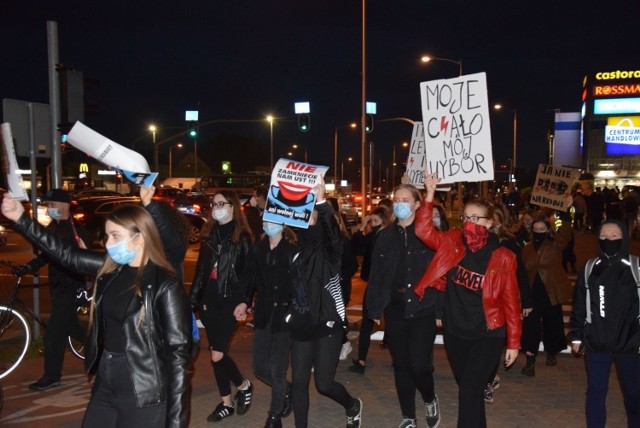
[461,221,489,252]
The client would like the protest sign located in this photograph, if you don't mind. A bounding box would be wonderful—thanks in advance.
[420,72,494,185]
[404,122,451,191]
[1,123,27,200]
[67,121,158,187]
[263,158,329,229]
[530,164,579,211]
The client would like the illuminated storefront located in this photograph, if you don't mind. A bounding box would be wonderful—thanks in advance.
[582,69,640,188]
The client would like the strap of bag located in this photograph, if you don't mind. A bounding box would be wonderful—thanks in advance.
[584,257,598,324]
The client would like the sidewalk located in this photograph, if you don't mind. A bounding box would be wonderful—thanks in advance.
[0,323,629,427]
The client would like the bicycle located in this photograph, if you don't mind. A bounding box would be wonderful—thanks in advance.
[0,260,90,380]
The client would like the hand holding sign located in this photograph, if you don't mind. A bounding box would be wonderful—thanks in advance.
[423,171,442,203]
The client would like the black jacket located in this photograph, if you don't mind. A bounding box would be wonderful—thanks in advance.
[245,236,295,332]
[12,213,192,427]
[366,220,439,320]
[27,218,91,294]
[568,220,640,354]
[190,223,252,305]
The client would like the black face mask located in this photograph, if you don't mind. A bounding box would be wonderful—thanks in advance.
[532,232,547,248]
[599,238,623,258]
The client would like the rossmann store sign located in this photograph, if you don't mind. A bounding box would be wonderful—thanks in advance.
[593,69,640,97]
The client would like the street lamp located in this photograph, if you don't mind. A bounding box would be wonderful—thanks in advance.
[341,156,354,185]
[266,115,274,170]
[494,104,518,186]
[169,143,183,178]
[420,55,463,76]
[149,124,158,172]
[392,141,409,189]
[292,144,308,163]
[334,122,358,186]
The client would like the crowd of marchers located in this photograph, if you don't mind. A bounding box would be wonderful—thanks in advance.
[1,169,638,428]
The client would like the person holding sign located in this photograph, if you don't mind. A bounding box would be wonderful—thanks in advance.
[365,184,442,428]
[413,174,521,428]
[285,178,363,428]
[519,208,573,375]
[190,191,255,423]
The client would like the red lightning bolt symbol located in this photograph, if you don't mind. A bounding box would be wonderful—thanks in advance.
[440,116,449,134]
[409,156,414,166]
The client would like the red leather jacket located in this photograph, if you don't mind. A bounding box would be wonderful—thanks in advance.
[414,201,522,349]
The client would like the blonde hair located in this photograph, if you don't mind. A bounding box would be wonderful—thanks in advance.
[91,204,175,327]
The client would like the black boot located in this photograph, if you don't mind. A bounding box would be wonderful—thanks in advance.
[264,411,282,428]
[281,382,293,418]
[521,355,536,377]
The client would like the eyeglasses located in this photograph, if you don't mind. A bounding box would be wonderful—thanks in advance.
[211,201,232,208]
[460,215,487,223]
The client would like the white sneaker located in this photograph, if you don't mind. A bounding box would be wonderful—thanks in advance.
[339,341,353,361]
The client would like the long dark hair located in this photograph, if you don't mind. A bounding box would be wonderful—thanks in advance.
[202,190,254,243]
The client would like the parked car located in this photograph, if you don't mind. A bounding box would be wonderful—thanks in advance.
[72,195,206,247]
[175,192,212,218]
[0,224,7,246]
[153,187,189,207]
[72,189,125,200]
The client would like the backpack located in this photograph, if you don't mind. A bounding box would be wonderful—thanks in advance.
[583,255,640,324]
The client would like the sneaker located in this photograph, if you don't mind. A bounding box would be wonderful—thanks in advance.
[207,402,235,422]
[235,380,253,415]
[28,377,61,391]
[346,397,363,428]
[483,386,494,403]
[489,374,500,391]
[425,395,440,428]
[339,341,353,361]
[546,353,557,366]
[347,358,366,374]
[281,382,293,418]
[398,417,418,428]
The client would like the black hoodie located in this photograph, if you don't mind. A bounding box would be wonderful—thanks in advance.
[568,220,640,353]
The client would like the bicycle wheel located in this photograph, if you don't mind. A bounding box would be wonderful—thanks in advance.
[67,305,89,360]
[0,306,31,379]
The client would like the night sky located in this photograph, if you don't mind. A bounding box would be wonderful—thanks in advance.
[3,0,640,181]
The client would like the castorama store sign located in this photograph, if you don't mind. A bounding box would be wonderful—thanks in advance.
[590,69,640,155]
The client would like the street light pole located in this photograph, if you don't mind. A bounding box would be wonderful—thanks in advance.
[495,104,518,187]
[169,143,183,178]
[361,0,367,220]
[149,125,158,172]
[334,122,357,189]
[267,115,274,170]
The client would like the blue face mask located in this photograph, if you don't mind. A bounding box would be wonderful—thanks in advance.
[47,207,61,221]
[433,216,441,228]
[106,236,138,265]
[393,202,414,220]
[263,222,284,237]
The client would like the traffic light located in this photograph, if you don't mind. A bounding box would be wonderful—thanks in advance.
[298,114,310,132]
[188,121,198,137]
[221,161,231,173]
[365,114,374,133]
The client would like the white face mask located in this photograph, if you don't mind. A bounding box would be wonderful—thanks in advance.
[213,208,231,223]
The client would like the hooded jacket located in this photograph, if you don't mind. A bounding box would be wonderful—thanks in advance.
[567,220,640,353]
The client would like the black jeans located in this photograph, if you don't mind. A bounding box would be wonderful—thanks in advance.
[385,310,437,419]
[253,324,292,414]
[83,351,166,428]
[521,280,566,356]
[355,287,376,362]
[444,332,504,428]
[291,332,355,428]
[44,290,84,381]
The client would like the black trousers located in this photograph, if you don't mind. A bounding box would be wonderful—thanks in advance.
[291,332,355,428]
[356,287,375,362]
[83,351,166,428]
[385,310,437,419]
[521,280,567,356]
[444,332,504,428]
[44,290,84,381]
[253,324,292,414]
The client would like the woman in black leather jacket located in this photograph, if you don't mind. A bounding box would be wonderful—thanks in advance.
[1,196,191,428]
[190,190,255,423]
